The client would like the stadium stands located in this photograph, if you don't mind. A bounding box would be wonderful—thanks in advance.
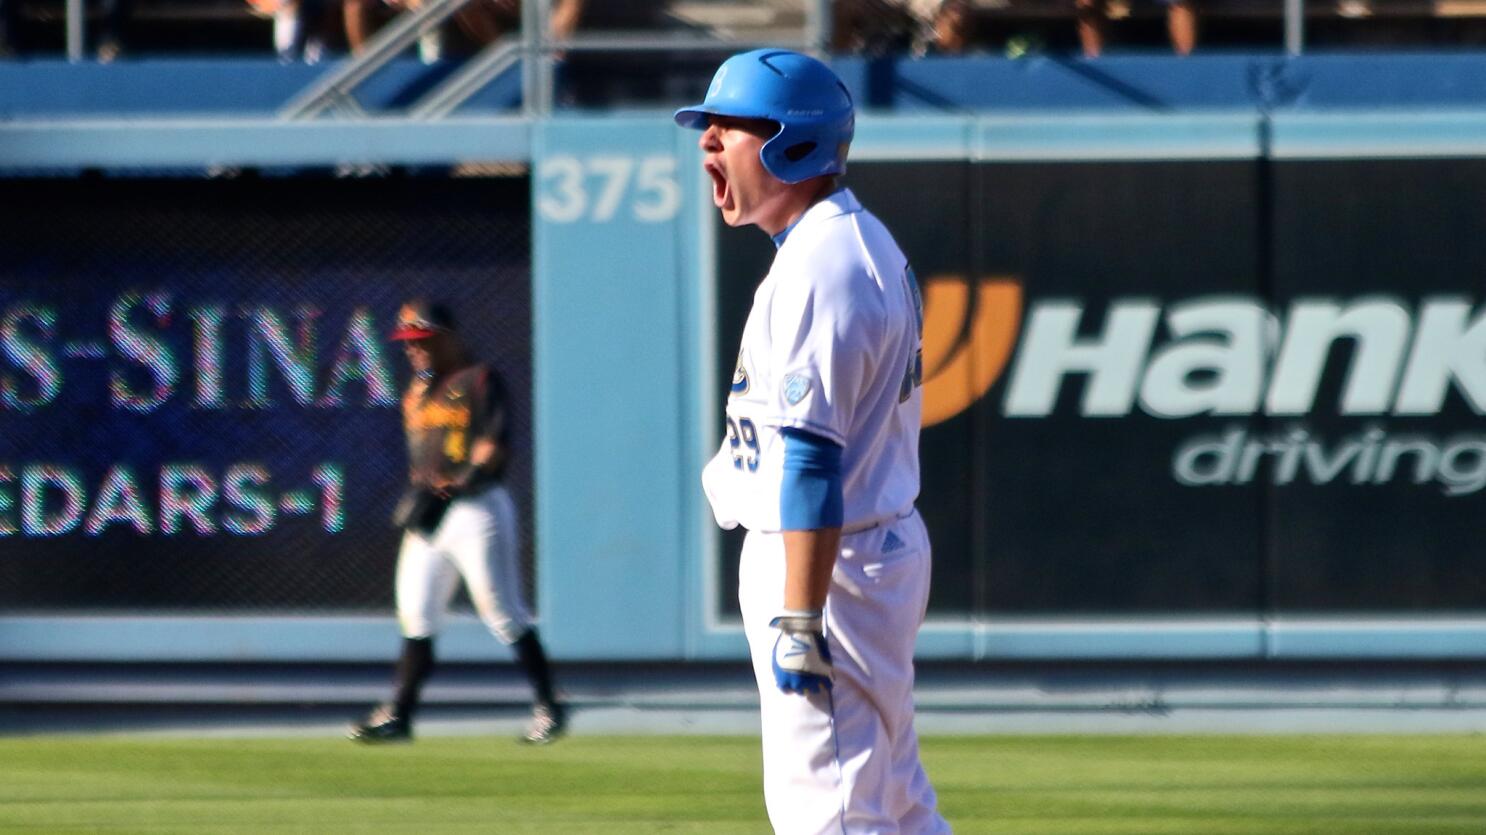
[4,0,1486,59]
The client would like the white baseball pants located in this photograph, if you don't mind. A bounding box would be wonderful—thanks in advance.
[739,510,950,835]
[395,483,531,644]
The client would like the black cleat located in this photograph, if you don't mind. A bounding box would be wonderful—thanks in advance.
[520,703,567,745]
[348,705,412,743]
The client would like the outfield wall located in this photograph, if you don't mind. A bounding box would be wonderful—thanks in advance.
[4,68,1486,662]
[536,111,1486,664]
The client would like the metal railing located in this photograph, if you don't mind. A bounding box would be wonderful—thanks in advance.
[281,0,831,119]
[279,0,488,119]
[408,40,524,121]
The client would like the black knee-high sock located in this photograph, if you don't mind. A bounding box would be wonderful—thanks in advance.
[512,628,557,710]
[393,636,435,720]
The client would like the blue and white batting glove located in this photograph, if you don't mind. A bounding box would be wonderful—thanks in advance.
[770,610,833,694]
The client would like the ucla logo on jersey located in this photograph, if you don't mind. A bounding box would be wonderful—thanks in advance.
[783,373,812,406]
[730,350,750,396]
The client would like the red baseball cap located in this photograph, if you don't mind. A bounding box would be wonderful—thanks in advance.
[390,300,456,341]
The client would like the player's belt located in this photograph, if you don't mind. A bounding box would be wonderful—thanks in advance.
[841,506,916,535]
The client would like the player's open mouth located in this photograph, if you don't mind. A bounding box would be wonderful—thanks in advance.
[706,163,731,210]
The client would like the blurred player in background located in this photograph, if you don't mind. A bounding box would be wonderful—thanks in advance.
[349,300,566,745]
[676,50,950,833]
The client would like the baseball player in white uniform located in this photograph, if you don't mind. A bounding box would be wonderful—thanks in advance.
[676,50,950,834]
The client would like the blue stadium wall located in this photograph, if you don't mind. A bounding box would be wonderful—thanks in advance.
[3,54,1486,662]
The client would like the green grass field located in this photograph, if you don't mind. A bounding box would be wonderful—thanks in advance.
[1,734,1484,833]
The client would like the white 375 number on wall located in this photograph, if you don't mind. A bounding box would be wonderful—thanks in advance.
[537,155,681,224]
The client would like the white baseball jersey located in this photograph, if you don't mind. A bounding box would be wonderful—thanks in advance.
[702,188,924,533]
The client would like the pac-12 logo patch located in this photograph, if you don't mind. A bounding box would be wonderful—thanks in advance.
[730,350,750,396]
[783,373,812,406]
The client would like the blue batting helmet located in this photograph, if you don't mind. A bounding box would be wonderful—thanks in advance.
[674,49,855,185]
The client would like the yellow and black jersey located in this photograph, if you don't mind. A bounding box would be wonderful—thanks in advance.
[402,361,508,490]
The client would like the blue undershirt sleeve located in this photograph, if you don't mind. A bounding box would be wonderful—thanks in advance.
[779,427,844,530]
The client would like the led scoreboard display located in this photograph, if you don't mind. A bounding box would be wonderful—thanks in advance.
[2,291,365,538]
[0,177,533,610]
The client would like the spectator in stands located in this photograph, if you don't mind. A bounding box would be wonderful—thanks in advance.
[1076,0,1197,57]
[342,0,380,56]
[0,0,18,58]
[259,0,338,63]
[455,0,584,49]
[94,0,133,61]
[920,0,977,55]
[833,0,926,55]
[0,0,130,60]
[346,0,583,61]
[835,0,981,57]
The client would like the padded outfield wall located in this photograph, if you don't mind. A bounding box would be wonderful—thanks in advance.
[3,57,1486,662]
